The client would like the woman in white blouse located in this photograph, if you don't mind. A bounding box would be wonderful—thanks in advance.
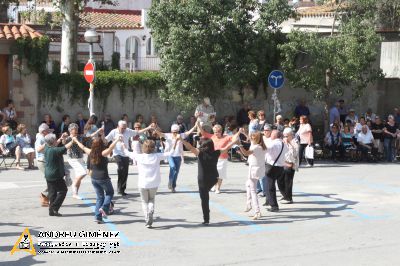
[238,131,267,220]
[16,124,35,169]
[154,123,197,192]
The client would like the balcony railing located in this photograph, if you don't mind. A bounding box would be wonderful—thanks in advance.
[120,57,161,72]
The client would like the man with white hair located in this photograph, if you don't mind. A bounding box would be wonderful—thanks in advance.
[106,120,154,196]
[357,124,376,161]
[44,133,74,216]
[195,97,216,133]
[264,130,288,212]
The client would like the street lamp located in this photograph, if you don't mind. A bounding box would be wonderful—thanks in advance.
[84,28,98,116]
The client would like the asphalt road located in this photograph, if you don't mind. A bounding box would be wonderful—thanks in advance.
[1,158,399,266]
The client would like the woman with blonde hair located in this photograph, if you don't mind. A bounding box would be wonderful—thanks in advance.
[237,131,267,220]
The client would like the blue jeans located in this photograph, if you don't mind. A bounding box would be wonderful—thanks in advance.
[91,178,114,220]
[168,156,182,188]
[384,138,395,162]
[257,176,266,195]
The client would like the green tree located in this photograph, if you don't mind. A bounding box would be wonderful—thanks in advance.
[148,0,293,110]
[279,4,383,131]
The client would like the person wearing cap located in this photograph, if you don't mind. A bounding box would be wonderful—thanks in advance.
[345,109,359,125]
[195,97,216,133]
[105,120,154,196]
[154,122,198,192]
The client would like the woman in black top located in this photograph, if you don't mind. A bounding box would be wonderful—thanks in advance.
[73,136,120,223]
[383,115,399,162]
[182,138,237,225]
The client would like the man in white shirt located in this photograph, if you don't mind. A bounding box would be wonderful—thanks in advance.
[106,120,153,196]
[357,125,376,161]
[265,130,288,212]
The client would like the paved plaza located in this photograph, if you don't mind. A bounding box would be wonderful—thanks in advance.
[1,158,400,265]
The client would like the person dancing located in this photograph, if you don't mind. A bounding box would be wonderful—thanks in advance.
[73,136,119,224]
[237,131,267,220]
[182,137,237,225]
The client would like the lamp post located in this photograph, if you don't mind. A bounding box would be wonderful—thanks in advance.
[84,28,98,116]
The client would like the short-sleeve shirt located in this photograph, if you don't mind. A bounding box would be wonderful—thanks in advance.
[65,137,83,159]
[164,133,185,157]
[297,123,312,144]
[87,156,109,180]
[247,144,267,167]
[35,134,46,161]
[384,123,398,139]
[16,133,32,149]
[248,120,259,135]
[44,146,67,181]
[371,123,384,140]
[129,153,168,189]
[202,132,232,159]
[106,128,138,157]
[198,150,220,188]
[0,134,15,146]
[357,131,374,145]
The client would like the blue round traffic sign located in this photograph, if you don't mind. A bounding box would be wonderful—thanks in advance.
[268,70,284,89]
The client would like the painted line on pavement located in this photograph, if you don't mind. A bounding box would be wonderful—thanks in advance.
[181,187,287,234]
[79,192,160,247]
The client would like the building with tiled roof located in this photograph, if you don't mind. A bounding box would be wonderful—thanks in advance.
[79,10,142,30]
[0,24,42,40]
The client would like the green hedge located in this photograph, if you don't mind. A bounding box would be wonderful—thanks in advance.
[39,71,165,109]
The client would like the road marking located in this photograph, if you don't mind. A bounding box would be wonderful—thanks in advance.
[0,182,19,189]
[79,193,160,247]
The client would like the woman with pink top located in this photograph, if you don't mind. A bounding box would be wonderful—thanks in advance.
[198,124,240,193]
[237,131,266,220]
[297,115,314,167]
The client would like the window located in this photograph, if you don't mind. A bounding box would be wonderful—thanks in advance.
[125,36,139,60]
[114,37,120,53]
[146,37,152,56]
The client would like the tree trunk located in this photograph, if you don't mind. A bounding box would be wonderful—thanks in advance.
[323,68,332,133]
[60,0,78,74]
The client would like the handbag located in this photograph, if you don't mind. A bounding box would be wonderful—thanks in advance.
[265,142,284,177]
[64,169,73,187]
[305,145,314,159]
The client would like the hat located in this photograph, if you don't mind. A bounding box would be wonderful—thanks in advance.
[38,123,49,134]
[263,124,272,131]
[171,124,180,132]
[349,108,355,112]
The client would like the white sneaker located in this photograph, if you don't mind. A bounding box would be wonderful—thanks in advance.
[215,189,221,194]
[72,194,82,200]
[210,186,216,192]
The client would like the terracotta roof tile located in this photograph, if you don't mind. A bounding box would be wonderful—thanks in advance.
[79,11,142,29]
[0,24,42,40]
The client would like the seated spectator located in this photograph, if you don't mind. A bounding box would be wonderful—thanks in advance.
[57,114,71,137]
[84,115,99,137]
[98,114,116,136]
[357,125,376,161]
[0,125,23,170]
[364,108,376,122]
[3,99,18,130]
[257,111,267,131]
[16,124,35,169]
[353,117,367,143]
[173,114,188,134]
[345,109,358,125]
[371,116,384,155]
[75,113,87,136]
[135,114,147,129]
[341,125,357,161]
[42,114,57,132]
[294,99,310,118]
[121,114,132,129]
[237,102,251,127]
[324,124,342,161]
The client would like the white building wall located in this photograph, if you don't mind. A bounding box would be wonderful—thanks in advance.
[86,0,151,10]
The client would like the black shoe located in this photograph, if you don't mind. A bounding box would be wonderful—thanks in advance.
[202,221,209,226]
[49,210,62,216]
[263,201,270,206]
[267,207,279,212]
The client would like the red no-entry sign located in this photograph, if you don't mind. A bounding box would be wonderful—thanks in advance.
[84,62,95,84]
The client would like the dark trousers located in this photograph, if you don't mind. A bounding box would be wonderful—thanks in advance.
[47,179,67,213]
[327,144,343,160]
[199,186,210,223]
[266,167,284,209]
[299,144,314,166]
[278,168,295,201]
[115,155,130,193]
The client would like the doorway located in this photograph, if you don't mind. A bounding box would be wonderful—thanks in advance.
[0,55,9,108]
